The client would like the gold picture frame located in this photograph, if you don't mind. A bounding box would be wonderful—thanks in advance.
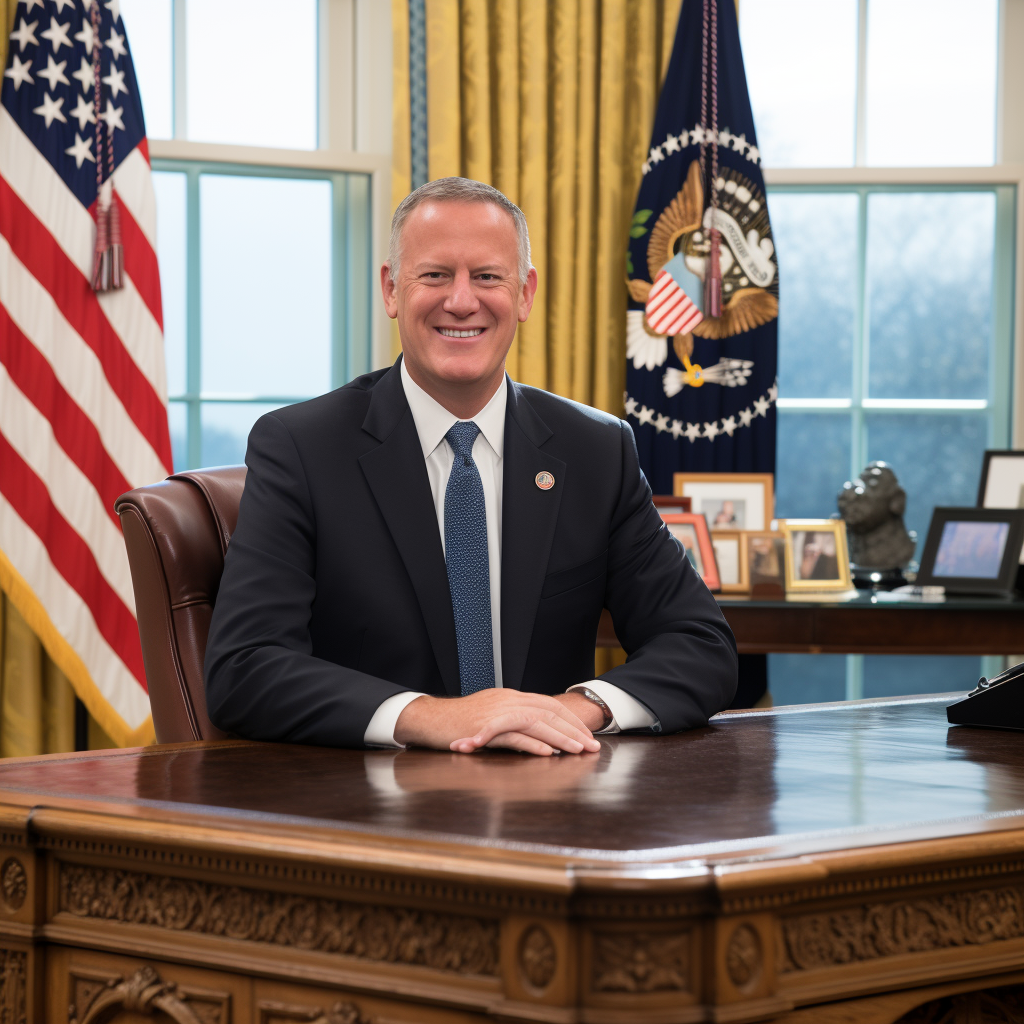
[672,473,775,532]
[779,519,853,592]
[710,529,749,593]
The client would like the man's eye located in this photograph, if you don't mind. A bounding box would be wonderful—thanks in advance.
[477,274,498,281]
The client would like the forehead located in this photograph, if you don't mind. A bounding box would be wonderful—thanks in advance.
[400,199,518,265]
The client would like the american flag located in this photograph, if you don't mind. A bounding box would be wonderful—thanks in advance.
[0,0,168,745]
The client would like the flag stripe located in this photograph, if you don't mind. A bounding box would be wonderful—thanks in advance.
[117,191,162,329]
[0,174,173,471]
[0,366,136,613]
[0,432,146,686]
[0,303,131,525]
[0,235,168,487]
[114,145,158,250]
[0,490,152,729]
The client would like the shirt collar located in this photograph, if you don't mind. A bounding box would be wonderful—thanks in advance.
[400,358,507,461]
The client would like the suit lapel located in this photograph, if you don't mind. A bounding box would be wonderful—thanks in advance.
[500,382,565,691]
[358,361,461,696]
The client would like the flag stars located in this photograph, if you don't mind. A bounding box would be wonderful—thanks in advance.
[22,0,44,11]
[637,405,655,426]
[105,0,122,23]
[718,128,733,148]
[670,419,684,440]
[38,54,70,91]
[4,54,33,91]
[41,16,72,53]
[53,0,78,12]
[746,144,760,164]
[704,421,720,441]
[33,92,67,128]
[689,124,704,146]
[102,65,127,98]
[768,382,778,403]
[738,407,754,428]
[753,395,770,417]
[684,422,702,443]
[65,131,95,168]
[105,28,127,60]
[654,413,670,433]
[730,132,749,154]
[649,146,664,164]
[71,56,94,93]
[624,397,638,417]
[641,160,651,175]
[10,18,39,52]
[663,133,681,155]
[69,93,95,130]
[721,416,737,437]
[74,20,95,55]
[100,100,125,132]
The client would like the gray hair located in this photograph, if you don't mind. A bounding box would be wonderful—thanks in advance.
[388,177,532,285]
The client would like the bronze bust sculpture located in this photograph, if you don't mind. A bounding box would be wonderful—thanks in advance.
[837,462,916,578]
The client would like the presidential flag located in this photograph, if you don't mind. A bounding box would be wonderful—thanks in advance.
[625,0,777,494]
[0,0,169,745]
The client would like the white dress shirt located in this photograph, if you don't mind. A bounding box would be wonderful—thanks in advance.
[363,361,658,746]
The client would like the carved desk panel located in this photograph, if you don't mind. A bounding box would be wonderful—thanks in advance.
[0,697,1022,1023]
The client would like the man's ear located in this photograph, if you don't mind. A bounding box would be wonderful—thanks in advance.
[381,264,399,319]
[889,490,906,517]
[517,267,539,323]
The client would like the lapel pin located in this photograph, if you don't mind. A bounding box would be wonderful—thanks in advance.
[535,471,555,490]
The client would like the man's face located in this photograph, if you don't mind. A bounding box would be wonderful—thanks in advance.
[381,199,537,394]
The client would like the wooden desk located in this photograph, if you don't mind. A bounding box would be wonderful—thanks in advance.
[598,593,1024,655]
[0,697,1023,1023]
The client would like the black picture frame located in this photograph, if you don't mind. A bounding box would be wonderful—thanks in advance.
[976,449,1024,508]
[916,507,1024,595]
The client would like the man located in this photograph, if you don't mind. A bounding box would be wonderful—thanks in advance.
[205,178,737,754]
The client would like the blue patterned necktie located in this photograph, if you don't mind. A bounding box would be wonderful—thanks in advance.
[444,421,495,696]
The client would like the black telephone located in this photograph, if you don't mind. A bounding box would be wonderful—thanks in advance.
[947,661,1024,731]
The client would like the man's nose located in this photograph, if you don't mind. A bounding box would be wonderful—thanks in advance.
[443,270,480,317]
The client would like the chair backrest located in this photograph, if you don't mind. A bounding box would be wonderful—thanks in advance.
[115,466,247,743]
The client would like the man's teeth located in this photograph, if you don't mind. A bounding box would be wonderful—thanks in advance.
[439,328,484,338]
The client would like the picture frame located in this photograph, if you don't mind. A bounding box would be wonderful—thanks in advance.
[652,494,692,514]
[916,507,1024,595]
[660,512,720,592]
[672,473,774,532]
[745,531,786,595]
[977,451,1024,565]
[779,519,853,592]
[710,529,749,593]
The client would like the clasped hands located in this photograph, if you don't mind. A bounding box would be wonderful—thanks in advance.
[394,688,605,756]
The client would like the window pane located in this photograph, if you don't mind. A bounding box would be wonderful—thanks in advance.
[201,403,290,468]
[776,413,851,519]
[768,654,847,705]
[200,175,331,397]
[865,413,989,561]
[770,192,857,398]
[863,655,982,699]
[187,0,317,148]
[866,193,994,400]
[739,0,857,167]
[120,0,173,140]
[866,0,997,166]
[152,171,187,397]
[168,401,186,473]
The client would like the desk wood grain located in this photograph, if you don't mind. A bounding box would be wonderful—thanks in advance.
[0,697,1022,1023]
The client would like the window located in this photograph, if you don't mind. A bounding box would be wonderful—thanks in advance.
[119,2,385,471]
[739,0,1014,702]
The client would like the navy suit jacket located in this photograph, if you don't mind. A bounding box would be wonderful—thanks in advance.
[204,359,738,747]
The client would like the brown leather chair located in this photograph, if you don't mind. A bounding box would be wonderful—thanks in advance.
[115,467,247,743]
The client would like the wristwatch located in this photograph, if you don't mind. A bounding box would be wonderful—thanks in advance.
[577,687,614,731]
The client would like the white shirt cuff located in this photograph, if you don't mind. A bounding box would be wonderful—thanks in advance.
[568,680,659,733]
[363,691,424,748]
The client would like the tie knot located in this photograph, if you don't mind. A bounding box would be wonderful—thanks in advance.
[446,421,480,461]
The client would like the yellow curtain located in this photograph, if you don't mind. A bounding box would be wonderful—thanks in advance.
[0,3,118,756]
[391,0,680,415]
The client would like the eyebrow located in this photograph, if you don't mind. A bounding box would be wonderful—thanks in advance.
[415,262,511,274]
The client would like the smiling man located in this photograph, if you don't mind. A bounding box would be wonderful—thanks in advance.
[204,178,737,754]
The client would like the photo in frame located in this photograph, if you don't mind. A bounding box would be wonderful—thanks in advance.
[672,473,774,532]
[711,529,749,593]
[660,512,720,592]
[745,531,786,593]
[977,450,1024,564]
[916,507,1024,595]
[652,494,693,514]
[779,519,853,592]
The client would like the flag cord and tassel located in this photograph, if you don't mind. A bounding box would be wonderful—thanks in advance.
[89,0,124,292]
[700,0,722,319]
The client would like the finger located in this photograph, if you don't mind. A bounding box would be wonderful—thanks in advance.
[516,716,599,754]
[466,710,588,753]
[484,731,557,756]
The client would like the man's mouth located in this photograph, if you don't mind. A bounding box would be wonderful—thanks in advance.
[436,327,485,338]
